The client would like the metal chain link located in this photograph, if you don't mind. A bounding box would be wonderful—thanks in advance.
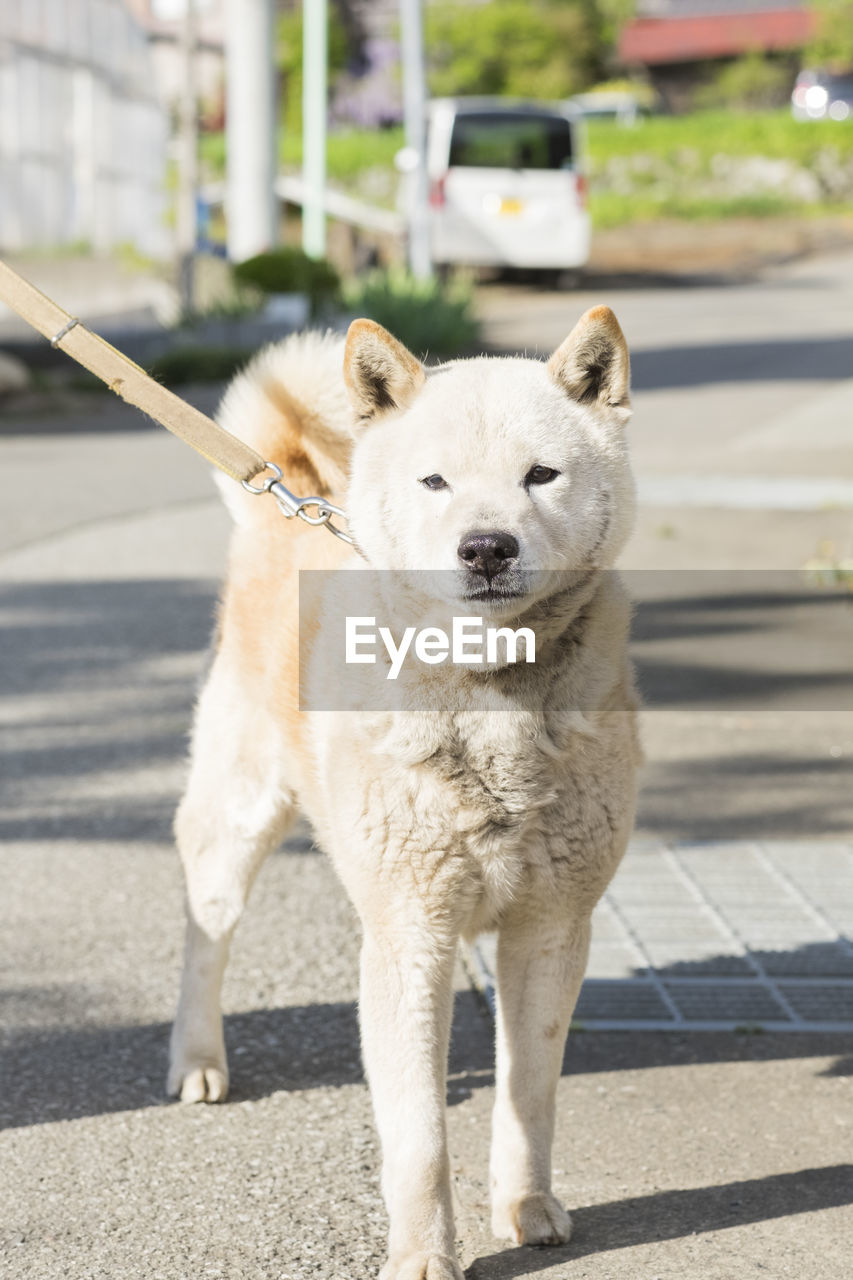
[242,462,354,544]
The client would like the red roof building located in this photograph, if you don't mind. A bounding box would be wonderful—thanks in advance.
[621,7,814,66]
[619,1,815,107]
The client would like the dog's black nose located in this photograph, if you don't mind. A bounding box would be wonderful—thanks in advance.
[457,530,519,578]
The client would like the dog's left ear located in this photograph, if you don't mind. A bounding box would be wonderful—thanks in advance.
[344,319,426,425]
[548,306,630,422]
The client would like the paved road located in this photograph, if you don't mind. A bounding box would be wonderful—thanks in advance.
[1,250,852,1278]
[480,251,853,840]
[481,247,853,487]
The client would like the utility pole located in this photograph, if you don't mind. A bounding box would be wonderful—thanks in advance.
[225,0,277,262]
[176,0,198,314]
[302,0,327,258]
[399,0,431,279]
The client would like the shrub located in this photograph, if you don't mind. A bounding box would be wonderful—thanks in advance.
[232,247,341,316]
[695,53,795,112]
[148,346,253,385]
[344,270,479,358]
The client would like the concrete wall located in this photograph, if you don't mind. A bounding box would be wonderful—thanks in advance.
[0,0,169,257]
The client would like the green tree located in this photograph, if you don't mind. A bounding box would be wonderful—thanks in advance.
[597,0,636,48]
[277,6,352,132]
[806,0,853,69]
[425,0,609,101]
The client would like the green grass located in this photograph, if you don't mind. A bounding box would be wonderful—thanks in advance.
[285,126,405,181]
[584,109,853,227]
[199,131,225,177]
[199,109,853,234]
[199,110,853,176]
[589,190,821,229]
[201,125,405,185]
[583,109,853,169]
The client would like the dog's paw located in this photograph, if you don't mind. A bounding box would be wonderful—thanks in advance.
[491,1190,572,1246]
[379,1253,464,1280]
[167,1061,229,1104]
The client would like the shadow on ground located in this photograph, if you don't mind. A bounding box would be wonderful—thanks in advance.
[630,577,853,708]
[631,335,853,391]
[465,1164,853,1276]
[0,578,217,842]
[0,991,488,1132]
[0,383,223,436]
[481,331,853,388]
[3,981,852,1133]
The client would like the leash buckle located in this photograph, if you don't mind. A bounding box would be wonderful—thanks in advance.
[242,462,354,545]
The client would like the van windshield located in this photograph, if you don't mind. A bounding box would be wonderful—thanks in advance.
[448,112,574,170]
[826,76,853,97]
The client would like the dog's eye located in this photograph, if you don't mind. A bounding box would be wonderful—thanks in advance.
[525,465,560,487]
[420,474,448,491]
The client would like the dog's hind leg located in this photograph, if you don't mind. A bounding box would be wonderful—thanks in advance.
[488,907,592,1246]
[167,662,297,1103]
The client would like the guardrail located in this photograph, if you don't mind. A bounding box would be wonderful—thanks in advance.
[200,178,404,239]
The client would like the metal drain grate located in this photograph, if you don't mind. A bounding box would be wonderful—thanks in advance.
[464,841,853,1031]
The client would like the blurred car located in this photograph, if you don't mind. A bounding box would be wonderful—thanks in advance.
[425,97,590,275]
[791,69,853,121]
[571,90,648,125]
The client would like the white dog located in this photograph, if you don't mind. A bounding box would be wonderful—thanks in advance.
[168,307,641,1280]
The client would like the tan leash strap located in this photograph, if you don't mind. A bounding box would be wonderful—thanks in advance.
[0,259,267,484]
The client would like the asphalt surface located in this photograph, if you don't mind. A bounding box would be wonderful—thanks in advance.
[1,248,852,1278]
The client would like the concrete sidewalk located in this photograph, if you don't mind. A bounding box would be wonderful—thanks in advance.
[469,840,853,1032]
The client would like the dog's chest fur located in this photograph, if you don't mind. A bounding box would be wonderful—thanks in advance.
[343,689,630,931]
[419,712,558,831]
[313,581,638,930]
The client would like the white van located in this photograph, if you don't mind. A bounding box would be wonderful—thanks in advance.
[426,97,590,275]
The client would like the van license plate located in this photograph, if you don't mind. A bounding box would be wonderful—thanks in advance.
[499,197,523,216]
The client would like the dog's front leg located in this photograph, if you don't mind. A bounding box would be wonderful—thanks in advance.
[489,909,592,1247]
[359,925,463,1280]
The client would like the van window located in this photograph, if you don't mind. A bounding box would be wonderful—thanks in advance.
[825,75,853,97]
[448,112,574,171]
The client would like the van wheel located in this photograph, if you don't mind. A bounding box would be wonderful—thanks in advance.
[542,269,582,290]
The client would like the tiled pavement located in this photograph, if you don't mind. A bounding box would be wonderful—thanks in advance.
[467,840,853,1031]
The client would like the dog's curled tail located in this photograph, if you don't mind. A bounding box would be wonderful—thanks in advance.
[213,329,352,524]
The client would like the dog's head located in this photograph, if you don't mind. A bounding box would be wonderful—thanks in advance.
[344,307,635,617]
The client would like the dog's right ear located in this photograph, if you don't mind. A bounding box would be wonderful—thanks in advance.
[548,306,631,423]
[344,319,426,425]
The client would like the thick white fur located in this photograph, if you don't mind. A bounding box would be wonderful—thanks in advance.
[168,312,641,1279]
